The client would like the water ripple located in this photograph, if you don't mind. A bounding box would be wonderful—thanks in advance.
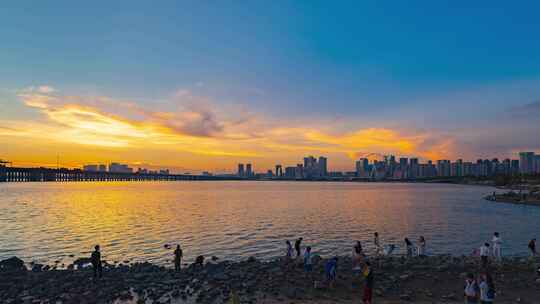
[1,181,539,265]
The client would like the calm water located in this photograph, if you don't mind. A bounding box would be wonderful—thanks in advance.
[0,181,538,266]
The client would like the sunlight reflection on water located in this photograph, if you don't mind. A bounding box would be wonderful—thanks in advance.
[0,181,538,266]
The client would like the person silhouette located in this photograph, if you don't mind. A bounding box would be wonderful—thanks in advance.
[91,245,102,278]
[295,237,303,257]
[174,244,183,271]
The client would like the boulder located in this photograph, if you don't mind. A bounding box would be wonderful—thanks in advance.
[0,257,26,272]
[73,257,92,267]
[31,264,43,272]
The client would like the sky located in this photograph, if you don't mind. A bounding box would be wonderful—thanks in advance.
[1,1,540,173]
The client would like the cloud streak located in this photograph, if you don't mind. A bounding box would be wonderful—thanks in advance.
[0,86,488,170]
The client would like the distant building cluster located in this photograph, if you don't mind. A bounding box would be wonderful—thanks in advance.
[356,152,540,180]
[237,163,254,177]
[238,156,328,179]
[83,163,170,175]
[235,151,540,180]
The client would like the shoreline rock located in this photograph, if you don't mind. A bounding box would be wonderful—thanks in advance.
[1,254,539,303]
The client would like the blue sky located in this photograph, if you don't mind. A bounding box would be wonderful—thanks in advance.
[1,1,540,170]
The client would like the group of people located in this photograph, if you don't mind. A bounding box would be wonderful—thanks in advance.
[86,231,537,304]
[478,232,504,268]
[282,233,393,304]
[404,236,426,258]
[464,272,496,303]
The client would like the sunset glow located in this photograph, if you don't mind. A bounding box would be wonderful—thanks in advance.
[1,2,540,172]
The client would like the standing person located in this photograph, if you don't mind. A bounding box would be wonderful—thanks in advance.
[479,272,495,303]
[91,245,102,279]
[528,238,537,257]
[325,257,338,288]
[480,243,490,268]
[286,240,293,260]
[353,241,363,270]
[464,273,479,303]
[374,232,381,256]
[417,236,426,257]
[174,244,183,272]
[491,232,502,262]
[295,237,303,258]
[362,261,374,304]
[356,241,363,255]
[303,246,313,275]
[404,238,414,257]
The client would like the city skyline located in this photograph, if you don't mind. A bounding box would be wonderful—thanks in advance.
[2,2,540,171]
[4,150,540,176]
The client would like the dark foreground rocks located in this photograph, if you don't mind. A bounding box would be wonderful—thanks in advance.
[1,255,540,303]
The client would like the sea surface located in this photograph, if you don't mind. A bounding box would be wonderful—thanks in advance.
[0,181,538,266]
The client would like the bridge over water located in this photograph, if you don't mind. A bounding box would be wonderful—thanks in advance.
[0,166,238,182]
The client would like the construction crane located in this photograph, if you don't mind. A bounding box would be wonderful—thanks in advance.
[0,159,12,167]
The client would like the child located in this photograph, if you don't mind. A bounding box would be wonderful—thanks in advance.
[480,243,490,268]
[479,272,495,303]
[464,273,479,304]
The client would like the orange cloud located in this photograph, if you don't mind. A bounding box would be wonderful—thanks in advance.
[0,87,458,171]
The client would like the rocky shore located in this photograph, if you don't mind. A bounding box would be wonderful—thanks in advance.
[1,254,540,304]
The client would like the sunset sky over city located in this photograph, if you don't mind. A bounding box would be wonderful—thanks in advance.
[2,1,540,173]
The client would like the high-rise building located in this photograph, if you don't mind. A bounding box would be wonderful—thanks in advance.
[511,159,520,174]
[409,158,419,178]
[519,152,535,174]
[275,164,283,177]
[109,163,133,173]
[83,164,99,172]
[463,162,473,176]
[237,163,245,177]
[399,158,408,168]
[318,156,327,177]
[502,159,511,175]
[295,164,304,179]
[436,160,450,177]
[246,163,253,177]
[303,156,318,178]
[284,166,296,178]
[355,158,369,177]
[534,155,540,173]
[454,159,463,177]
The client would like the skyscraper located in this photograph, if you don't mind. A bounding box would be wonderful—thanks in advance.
[303,156,318,178]
[535,155,540,173]
[355,158,369,177]
[519,152,535,174]
[238,163,245,177]
[409,158,419,178]
[318,156,327,177]
[275,164,283,177]
[246,163,253,177]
